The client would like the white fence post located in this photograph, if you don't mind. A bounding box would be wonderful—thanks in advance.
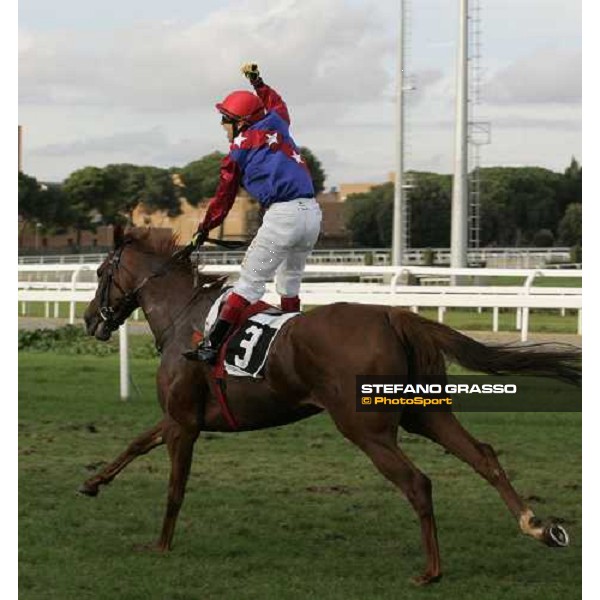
[520,270,540,342]
[119,321,129,401]
[69,265,90,324]
[69,266,81,324]
[521,308,530,342]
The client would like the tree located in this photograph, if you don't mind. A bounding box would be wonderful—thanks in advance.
[103,164,181,223]
[344,184,393,247]
[344,173,452,248]
[407,172,452,247]
[18,172,42,223]
[343,165,583,249]
[103,163,145,223]
[62,167,108,244]
[139,167,181,217]
[63,164,181,227]
[557,203,582,246]
[479,167,563,246]
[62,166,109,219]
[19,172,74,235]
[558,157,582,215]
[299,146,326,195]
[532,229,555,247]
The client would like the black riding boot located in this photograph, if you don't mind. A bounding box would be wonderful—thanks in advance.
[183,318,234,364]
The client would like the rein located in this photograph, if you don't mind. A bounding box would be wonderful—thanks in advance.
[98,238,237,347]
[152,275,228,353]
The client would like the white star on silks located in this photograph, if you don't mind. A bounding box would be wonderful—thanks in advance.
[265,132,279,146]
[291,151,303,164]
[233,133,247,148]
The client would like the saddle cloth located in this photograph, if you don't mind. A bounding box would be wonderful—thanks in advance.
[205,290,299,379]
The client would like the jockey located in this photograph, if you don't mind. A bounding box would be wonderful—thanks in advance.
[184,63,322,363]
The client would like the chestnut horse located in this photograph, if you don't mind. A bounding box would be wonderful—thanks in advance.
[80,228,580,585]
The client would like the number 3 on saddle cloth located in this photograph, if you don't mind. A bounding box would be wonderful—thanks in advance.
[195,289,300,429]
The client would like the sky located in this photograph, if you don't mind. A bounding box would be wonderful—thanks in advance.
[18,0,582,188]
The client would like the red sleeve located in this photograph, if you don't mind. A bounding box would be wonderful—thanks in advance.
[200,155,242,233]
[254,82,290,124]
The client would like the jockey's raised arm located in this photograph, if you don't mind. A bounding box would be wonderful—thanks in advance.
[252,80,291,125]
[241,62,291,124]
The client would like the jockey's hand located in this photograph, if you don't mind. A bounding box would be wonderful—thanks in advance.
[172,228,207,261]
[190,228,208,250]
[241,62,261,84]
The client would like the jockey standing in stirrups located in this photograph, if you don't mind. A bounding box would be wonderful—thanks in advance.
[184,63,322,363]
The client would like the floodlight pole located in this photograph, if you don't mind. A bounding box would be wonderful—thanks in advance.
[392,0,406,266]
[450,0,469,273]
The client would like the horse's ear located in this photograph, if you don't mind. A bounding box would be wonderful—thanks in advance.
[113,224,125,248]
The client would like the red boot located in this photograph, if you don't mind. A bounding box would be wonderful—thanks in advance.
[281,296,301,313]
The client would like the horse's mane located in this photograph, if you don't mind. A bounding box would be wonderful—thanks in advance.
[123,227,226,289]
[125,227,180,257]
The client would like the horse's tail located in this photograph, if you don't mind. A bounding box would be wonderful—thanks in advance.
[388,308,581,385]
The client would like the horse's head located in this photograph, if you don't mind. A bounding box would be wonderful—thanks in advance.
[85,226,227,341]
[84,226,147,341]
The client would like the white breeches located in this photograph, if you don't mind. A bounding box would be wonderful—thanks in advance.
[233,197,322,303]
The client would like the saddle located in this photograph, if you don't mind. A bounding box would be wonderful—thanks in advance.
[196,292,301,430]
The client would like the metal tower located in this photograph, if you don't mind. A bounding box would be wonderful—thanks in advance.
[451,0,491,268]
[467,0,491,250]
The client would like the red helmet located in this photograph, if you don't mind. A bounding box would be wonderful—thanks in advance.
[215,91,265,124]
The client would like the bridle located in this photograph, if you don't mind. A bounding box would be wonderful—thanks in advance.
[97,240,148,333]
[96,239,234,347]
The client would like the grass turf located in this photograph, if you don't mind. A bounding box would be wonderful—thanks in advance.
[19,352,581,600]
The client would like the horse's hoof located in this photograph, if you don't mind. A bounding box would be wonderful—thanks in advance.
[411,573,442,586]
[545,523,570,547]
[77,483,99,497]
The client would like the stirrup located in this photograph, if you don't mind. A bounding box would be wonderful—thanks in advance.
[183,342,219,364]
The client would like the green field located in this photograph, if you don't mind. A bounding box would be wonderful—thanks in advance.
[489,276,581,288]
[19,352,581,600]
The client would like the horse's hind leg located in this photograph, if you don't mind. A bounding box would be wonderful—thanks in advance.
[327,407,441,585]
[362,437,442,585]
[78,420,164,497]
[401,410,569,548]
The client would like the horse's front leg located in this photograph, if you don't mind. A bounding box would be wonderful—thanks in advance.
[79,363,173,498]
[154,416,200,551]
[77,421,164,496]
[78,420,165,497]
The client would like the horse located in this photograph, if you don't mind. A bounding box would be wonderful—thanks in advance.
[80,227,581,585]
